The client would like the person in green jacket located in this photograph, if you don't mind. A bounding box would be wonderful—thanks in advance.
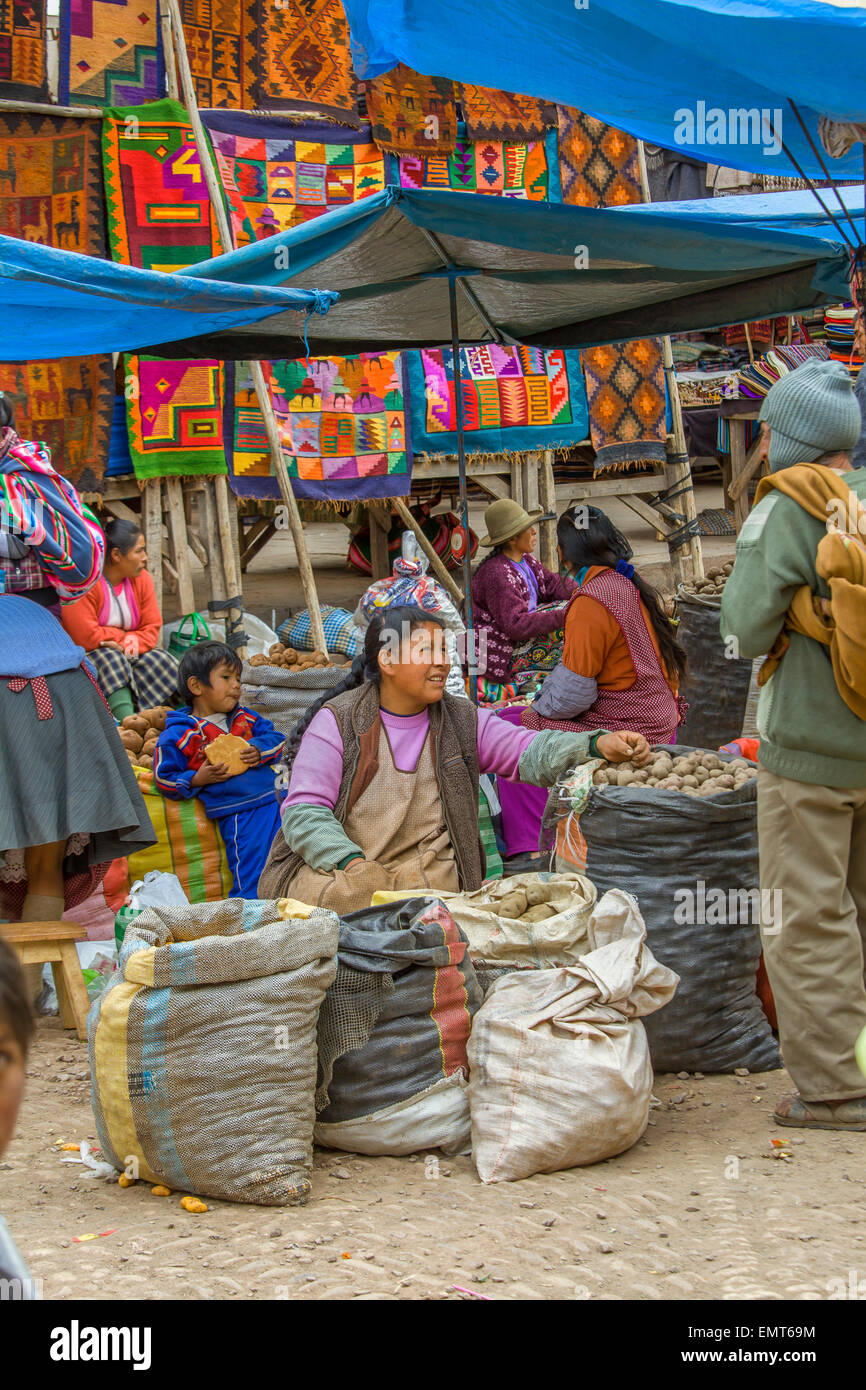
[720,359,866,1130]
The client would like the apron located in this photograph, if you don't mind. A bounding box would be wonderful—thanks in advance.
[285,722,460,915]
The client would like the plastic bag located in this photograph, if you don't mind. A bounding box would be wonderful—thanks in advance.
[128,871,189,910]
[468,890,679,1182]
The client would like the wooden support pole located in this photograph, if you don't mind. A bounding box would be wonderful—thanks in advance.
[727,418,753,533]
[201,478,226,611]
[163,0,328,657]
[392,498,464,606]
[161,5,179,99]
[510,457,524,509]
[538,448,558,571]
[0,99,102,117]
[165,476,196,615]
[214,474,248,658]
[142,479,164,617]
[368,503,391,580]
[637,140,704,588]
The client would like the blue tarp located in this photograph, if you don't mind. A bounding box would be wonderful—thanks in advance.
[0,235,338,361]
[342,0,866,179]
[180,185,855,359]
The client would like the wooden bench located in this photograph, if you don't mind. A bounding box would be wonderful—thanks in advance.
[0,921,91,1040]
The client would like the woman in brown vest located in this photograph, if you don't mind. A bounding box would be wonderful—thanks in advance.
[258,605,651,913]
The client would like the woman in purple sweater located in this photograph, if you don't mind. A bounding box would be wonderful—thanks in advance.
[471,499,576,685]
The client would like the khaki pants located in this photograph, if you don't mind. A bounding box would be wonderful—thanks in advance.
[758,768,866,1101]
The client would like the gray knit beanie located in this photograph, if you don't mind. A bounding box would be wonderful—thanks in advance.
[759,359,861,472]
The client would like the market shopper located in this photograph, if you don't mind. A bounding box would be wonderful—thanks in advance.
[0,392,104,612]
[259,605,651,912]
[61,518,180,719]
[720,358,866,1130]
[471,499,577,686]
[0,595,155,933]
[521,506,686,742]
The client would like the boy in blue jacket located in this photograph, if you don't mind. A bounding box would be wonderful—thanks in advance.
[154,642,285,898]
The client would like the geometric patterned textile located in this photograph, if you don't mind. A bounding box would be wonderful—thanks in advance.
[0,356,114,498]
[103,98,225,271]
[253,0,359,122]
[224,353,412,502]
[204,112,385,245]
[180,0,256,108]
[580,338,668,472]
[556,106,641,207]
[398,133,549,199]
[0,111,106,255]
[125,355,226,479]
[224,360,272,498]
[59,0,162,107]
[458,85,556,143]
[408,345,588,458]
[365,63,457,155]
[0,0,47,99]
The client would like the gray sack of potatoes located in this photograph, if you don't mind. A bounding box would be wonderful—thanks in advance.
[560,745,780,1074]
[675,591,754,748]
[240,661,348,739]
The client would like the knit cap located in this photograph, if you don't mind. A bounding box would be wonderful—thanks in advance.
[759,359,861,472]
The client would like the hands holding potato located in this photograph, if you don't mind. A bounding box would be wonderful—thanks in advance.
[596,731,652,767]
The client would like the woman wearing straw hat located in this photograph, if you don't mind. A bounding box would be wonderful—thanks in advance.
[471,498,577,690]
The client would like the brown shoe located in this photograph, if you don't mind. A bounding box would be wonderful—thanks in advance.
[774,1093,866,1131]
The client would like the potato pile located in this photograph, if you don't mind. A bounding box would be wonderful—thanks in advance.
[491,882,560,923]
[248,642,332,671]
[681,561,733,598]
[117,706,169,770]
[593,749,756,797]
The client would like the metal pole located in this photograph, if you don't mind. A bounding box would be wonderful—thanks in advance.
[448,275,477,701]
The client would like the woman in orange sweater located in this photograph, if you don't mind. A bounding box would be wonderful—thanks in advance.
[60,519,180,719]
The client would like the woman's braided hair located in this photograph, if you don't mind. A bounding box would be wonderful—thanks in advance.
[283,604,446,772]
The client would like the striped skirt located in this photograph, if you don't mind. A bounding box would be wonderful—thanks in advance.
[87,645,180,710]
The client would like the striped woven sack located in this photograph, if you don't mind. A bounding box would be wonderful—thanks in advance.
[119,767,233,904]
[89,901,340,1204]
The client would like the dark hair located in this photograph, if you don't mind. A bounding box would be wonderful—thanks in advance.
[0,938,35,1061]
[177,640,242,702]
[558,505,687,684]
[103,517,142,558]
[284,605,446,772]
[0,393,14,432]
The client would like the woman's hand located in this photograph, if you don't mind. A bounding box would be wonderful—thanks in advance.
[100,639,124,652]
[596,731,652,767]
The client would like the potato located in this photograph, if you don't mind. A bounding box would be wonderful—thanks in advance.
[694,766,709,783]
[524,882,550,908]
[180,1196,208,1213]
[119,729,143,753]
[268,643,285,657]
[681,774,698,788]
[592,769,610,786]
[715,774,735,789]
[141,706,169,731]
[701,754,723,771]
[497,889,528,920]
[616,769,636,785]
[283,648,298,665]
[249,653,268,667]
[122,714,150,737]
[650,760,673,781]
[632,769,649,784]
[137,753,154,770]
[521,903,558,923]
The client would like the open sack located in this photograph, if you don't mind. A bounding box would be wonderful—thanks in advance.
[467,889,679,1183]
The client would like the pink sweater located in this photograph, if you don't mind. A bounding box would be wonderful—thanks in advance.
[285,704,537,811]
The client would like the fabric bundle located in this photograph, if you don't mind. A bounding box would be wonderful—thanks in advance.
[59,0,162,106]
[581,339,668,472]
[725,343,831,401]
[365,63,457,154]
[458,85,556,143]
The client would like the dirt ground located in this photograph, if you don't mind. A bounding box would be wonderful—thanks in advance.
[5,1017,863,1302]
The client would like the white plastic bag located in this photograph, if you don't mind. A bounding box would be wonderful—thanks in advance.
[128,871,189,911]
[467,889,680,1182]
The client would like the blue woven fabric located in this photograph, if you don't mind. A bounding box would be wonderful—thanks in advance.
[279,605,360,656]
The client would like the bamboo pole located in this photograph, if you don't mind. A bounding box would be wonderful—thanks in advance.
[0,99,102,117]
[636,141,704,586]
[161,5,180,100]
[163,0,328,656]
[392,498,464,606]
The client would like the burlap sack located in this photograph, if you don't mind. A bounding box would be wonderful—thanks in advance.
[88,900,339,1205]
[240,661,348,739]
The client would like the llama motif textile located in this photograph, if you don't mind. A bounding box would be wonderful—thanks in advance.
[203,112,385,245]
[458,86,556,144]
[408,346,588,458]
[224,354,412,502]
[254,0,359,122]
[59,0,162,107]
[180,0,256,108]
[0,357,114,498]
[103,98,224,271]
[0,0,47,99]
[125,355,226,480]
[580,339,668,473]
[0,112,106,255]
[399,134,548,199]
[366,64,457,155]
[557,106,641,207]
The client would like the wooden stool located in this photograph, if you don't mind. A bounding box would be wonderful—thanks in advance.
[0,921,91,1041]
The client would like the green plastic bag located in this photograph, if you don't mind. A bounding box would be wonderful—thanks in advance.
[114,905,143,952]
[168,613,212,658]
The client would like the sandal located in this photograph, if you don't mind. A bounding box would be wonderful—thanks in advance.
[774,1093,866,1131]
